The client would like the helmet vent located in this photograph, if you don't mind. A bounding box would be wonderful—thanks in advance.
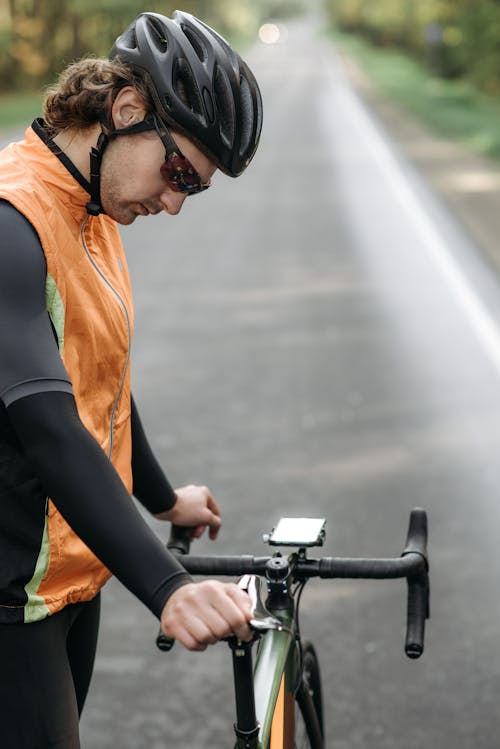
[202,22,238,71]
[202,87,215,123]
[146,16,169,53]
[120,26,137,50]
[181,25,207,63]
[214,63,235,149]
[238,75,252,157]
[173,58,204,118]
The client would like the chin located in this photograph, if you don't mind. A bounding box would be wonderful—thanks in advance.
[99,197,133,225]
[120,214,139,226]
[108,208,138,225]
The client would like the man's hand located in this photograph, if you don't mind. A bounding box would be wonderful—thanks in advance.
[160,580,253,651]
[154,484,221,540]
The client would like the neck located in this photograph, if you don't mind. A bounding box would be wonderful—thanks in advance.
[53,124,102,182]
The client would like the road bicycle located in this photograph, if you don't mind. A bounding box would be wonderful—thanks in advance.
[156,508,430,748]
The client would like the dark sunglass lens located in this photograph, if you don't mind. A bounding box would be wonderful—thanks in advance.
[160,154,207,195]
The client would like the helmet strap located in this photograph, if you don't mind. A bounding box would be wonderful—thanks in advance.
[86,129,109,216]
[85,118,156,217]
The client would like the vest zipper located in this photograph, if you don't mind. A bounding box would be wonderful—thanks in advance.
[80,216,131,460]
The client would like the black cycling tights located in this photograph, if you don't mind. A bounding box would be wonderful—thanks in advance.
[0,594,100,749]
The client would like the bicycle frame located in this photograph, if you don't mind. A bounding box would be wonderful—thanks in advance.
[254,625,296,749]
[231,611,296,749]
[157,509,429,749]
[230,557,324,749]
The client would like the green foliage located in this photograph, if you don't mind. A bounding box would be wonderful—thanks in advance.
[332,30,500,159]
[326,0,500,95]
[0,91,44,129]
[0,0,272,93]
[263,0,307,19]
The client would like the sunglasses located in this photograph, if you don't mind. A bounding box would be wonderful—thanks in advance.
[150,112,210,196]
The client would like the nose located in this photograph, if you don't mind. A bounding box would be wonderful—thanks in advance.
[160,190,187,215]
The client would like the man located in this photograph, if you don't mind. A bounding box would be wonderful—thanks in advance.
[0,10,262,747]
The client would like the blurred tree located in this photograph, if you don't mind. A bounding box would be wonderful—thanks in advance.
[0,0,285,93]
[327,0,500,95]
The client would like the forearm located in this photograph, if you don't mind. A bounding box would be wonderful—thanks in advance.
[131,395,177,514]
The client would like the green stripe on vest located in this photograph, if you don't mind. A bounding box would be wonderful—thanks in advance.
[23,506,51,623]
[45,273,65,353]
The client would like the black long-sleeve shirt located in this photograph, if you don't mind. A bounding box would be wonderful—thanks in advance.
[0,199,191,618]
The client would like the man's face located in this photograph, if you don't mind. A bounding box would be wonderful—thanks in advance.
[99,128,217,225]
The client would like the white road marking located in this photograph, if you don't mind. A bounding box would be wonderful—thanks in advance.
[330,64,500,376]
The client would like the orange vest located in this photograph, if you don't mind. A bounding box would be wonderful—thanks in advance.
[0,125,134,621]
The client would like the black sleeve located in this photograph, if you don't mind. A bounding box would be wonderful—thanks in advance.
[7,391,192,618]
[0,201,72,405]
[0,200,190,616]
[131,396,178,514]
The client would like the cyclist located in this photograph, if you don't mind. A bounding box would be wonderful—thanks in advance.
[0,10,262,747]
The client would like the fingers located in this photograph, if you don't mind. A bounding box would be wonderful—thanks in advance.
[190,524,206,540]
[225,584,254,641]
[160,581,253,651]
[206,493,221,540]
[165,484,222,540]
[191,488,221,539]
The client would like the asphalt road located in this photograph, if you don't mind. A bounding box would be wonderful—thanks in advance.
[79,16,500,749]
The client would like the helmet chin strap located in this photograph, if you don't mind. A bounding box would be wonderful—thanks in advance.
[85,117,156,217]
[86,129,109,216]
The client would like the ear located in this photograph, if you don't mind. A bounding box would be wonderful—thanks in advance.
[111,86,148,129]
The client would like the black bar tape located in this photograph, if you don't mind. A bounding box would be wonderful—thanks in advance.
[403,508,428,558]
[402,509,430,658]
[405,577,428,658]
[316,555,421,579]
[179,555,270,577]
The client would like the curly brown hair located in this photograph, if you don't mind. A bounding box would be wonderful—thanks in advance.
[43,57,154,136]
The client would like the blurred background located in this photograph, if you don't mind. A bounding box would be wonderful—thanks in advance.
[3,0,500,153]
[3,2,500,748]
[331,0,500,93]
[0,0,302,123]
[2,0,500,89]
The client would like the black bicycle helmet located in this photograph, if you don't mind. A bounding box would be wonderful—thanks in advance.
[109,10,263,178]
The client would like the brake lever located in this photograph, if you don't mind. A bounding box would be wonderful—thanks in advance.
[238,574,283,632]
[158,567,283,652]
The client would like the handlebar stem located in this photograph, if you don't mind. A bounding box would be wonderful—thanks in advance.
[265,556,293,611]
